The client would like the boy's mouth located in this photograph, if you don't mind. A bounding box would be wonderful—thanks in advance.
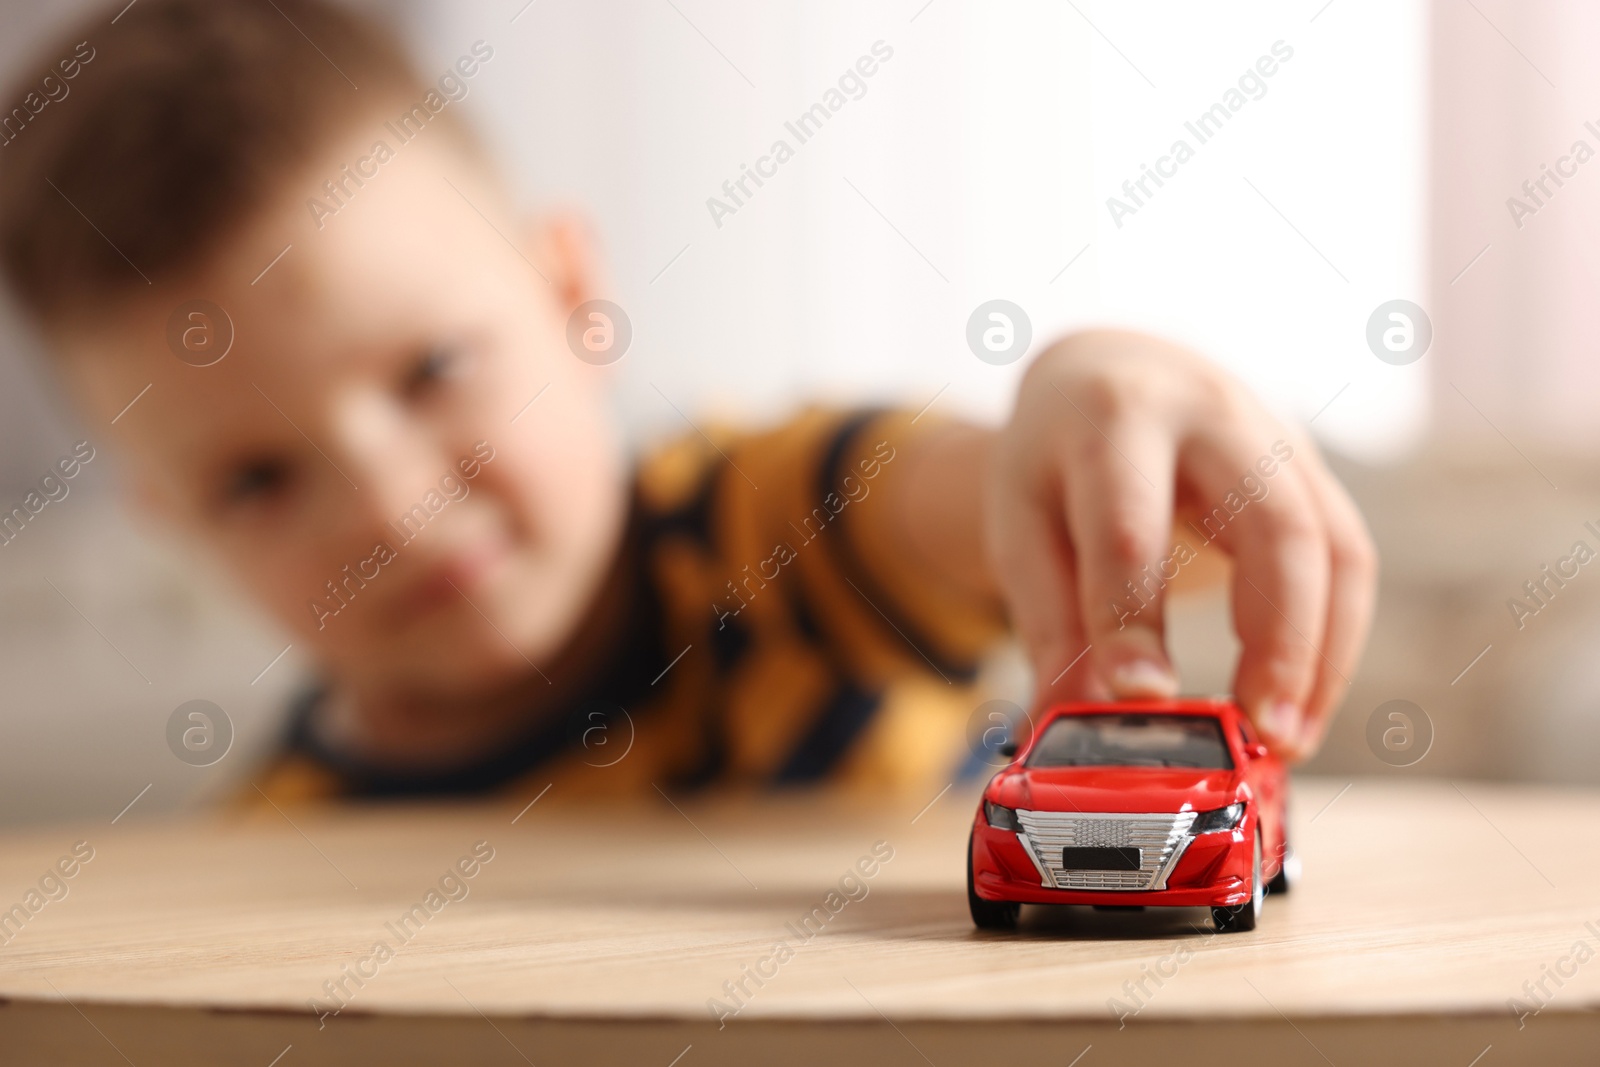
[398,535,511,615]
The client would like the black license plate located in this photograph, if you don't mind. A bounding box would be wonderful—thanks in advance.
[1061,846,1142,871]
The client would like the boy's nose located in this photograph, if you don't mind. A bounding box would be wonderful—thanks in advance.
[327,393,448,537]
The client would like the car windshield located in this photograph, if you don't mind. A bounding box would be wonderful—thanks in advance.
[1026,713,1234,770]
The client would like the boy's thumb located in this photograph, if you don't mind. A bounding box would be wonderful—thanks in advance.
[1094,624,1179,699]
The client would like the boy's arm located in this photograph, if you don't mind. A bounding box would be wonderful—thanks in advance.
[880,329,1377,762]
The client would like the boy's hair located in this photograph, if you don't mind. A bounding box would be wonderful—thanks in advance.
[0,0,438,327]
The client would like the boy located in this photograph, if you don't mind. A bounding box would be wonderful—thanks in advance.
[0,0,1374,802]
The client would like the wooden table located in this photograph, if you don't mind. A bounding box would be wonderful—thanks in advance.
[0,777,1595,1065]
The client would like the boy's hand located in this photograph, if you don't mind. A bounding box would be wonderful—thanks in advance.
[986,330,1376,761]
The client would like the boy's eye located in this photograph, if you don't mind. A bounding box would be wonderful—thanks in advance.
[402,344,467,398]
[221,458,292,506]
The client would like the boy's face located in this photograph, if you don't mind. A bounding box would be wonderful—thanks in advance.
[58,126,627,695]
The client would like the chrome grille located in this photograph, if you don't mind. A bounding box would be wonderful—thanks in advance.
[1016,809,1197,891]
[1074,820,1131,848]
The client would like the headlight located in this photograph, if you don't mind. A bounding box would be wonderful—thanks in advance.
[1190,802,1245,834]
[984,800,1020,831]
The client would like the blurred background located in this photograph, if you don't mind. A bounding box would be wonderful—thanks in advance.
[0,0,1595,825]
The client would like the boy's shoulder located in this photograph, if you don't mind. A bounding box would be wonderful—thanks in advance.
[634,405,874,512]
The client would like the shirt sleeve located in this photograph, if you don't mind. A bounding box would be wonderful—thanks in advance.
[711,406,1009,689]
[824,408,1010,678]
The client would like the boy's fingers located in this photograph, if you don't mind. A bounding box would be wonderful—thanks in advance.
[1202,445,1330,756]
[1059,419,1180,700]
[994,344,1373,761]
[985,475,1095,705]
[1291,453,1378,758]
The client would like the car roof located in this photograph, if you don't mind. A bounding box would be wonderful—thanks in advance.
[1038,698,1239,724]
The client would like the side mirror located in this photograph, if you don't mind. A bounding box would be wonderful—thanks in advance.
[998,741,1019,759]
[1245,742,1270,760]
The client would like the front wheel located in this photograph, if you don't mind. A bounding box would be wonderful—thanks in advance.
[1267,843,1299,896]
[967,833,1020,931]
[1211,832,1264,933]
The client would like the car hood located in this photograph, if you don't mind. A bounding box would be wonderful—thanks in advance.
[998,766,1243,814]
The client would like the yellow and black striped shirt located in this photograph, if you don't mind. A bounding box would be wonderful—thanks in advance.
[253,408,1008,804]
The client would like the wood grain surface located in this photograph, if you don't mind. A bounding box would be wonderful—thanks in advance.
[0,776,1595,1065]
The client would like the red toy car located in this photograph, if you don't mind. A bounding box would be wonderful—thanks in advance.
[968,698,1294,933]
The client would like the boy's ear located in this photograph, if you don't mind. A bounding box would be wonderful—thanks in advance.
[524,212,602,314]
